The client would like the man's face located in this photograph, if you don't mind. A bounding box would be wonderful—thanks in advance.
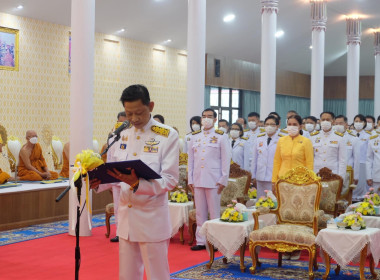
[123,100,154,129]
[320,113,333,123]
[366,118,374,129]
[247,116,259,124]
[202,111,216,122]
[26,131,38,142]
[236,118,245,127]
[218,121,228,130]
[335,117,347,129]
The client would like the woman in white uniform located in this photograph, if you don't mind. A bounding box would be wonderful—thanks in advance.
[230,122,248,169]
[184,116,201,154]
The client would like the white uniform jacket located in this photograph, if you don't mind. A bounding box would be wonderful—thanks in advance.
[243,128,263,171]
[352,130,371,164]
[251,132,280,182]
[188,127,231,188]
[230,137,248,170]
[366,134,380,182]
[113,117,179,242]
[183,133,192,154]
[344,131,360,180]
[310,130,347,178]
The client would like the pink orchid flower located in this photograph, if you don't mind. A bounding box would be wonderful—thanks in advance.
[232,199,238,204]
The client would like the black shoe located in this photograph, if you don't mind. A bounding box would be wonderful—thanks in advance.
[110,236,119,242]
[191,245,206,251]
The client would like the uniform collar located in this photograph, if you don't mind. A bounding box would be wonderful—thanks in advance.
[134,116,153,133]
[202,127,215,135]
[322,129,332,136]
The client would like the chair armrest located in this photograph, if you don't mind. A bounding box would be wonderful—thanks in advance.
[252,207,278,230]
[313,212,319,235]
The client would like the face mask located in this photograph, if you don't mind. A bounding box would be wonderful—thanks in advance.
[334,125,345,134]
[29,137,38,144]
[321,121,332,131]
[248,121,257,130]
[192,124,200,132]
[230,130,240,139]
[365,123,373,131]
[354,122,364,131]
[218,126,227,133]
[315,124,321,131]
[287,126,299,137]
[265,126,277,135]
[201,117,214,129]
[305,123,315,132]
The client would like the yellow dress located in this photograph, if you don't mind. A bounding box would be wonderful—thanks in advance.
[0,168,10,184]
[272,135,314,182]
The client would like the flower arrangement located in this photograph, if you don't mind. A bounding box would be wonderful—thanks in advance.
[255,192,276,209]
[364,188,380,206]
[343,213,366,229]
[170,186,188,203]
[221,200,245,222]
[352,201,376,216]
[248,186,257,199]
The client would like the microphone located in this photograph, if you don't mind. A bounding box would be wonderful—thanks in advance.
[109,121,130,138]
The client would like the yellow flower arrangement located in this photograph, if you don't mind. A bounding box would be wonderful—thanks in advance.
[170,187,188,203]
[248,187,257,199]
[255,196,276,209]
[73,149,104,182]
[221,200,244,222]
[353,201,376,216]
[343,213,366,229]
[364,188,380,206]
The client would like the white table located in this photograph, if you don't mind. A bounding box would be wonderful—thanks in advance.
[316,228,380,280]
[168,201,193,244]
[199,217,263,272]
[0,181,69,194]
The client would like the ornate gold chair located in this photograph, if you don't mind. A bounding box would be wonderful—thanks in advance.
[6,136,22,178]
[249,166,321,280]
[335,166,356,214]
[188,162,251,245]
[51,136,63,172]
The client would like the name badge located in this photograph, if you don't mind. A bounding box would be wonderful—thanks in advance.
[144,146,158,153]
[120,144,127,150]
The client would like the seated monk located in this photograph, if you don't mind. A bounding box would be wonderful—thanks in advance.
[18,130,58,181]
[0,134,12,184]
[59,142,70,178]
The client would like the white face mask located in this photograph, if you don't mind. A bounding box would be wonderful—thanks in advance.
[192,124,200,132]
[354,122,364,131]
[265,126,277,135]
[321,121,332,131]
[365,123,373,131]
[287,126,299,137]
[315,124,321,131]
[376,128,380,134]
[229,130,240,139]
[305,123,315,132]
[248,121,257,130]
[218,126,227,133]
[29,137,38,144]
[334,125,345,134]
[201,118,214,129]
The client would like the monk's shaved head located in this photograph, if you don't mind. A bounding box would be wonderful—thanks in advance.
[26,130,37,139]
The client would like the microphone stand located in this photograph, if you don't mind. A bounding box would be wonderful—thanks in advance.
[55,134,121,280]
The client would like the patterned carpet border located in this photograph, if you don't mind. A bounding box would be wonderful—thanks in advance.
[0,214,114,246]
[170,256,380,280]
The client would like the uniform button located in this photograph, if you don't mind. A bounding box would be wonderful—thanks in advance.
[201,166,204,168]
[137,136,140,140]
[202,150,205,152]
[128,204,132,208]
[133,152,137,156]
[203,142,206,144]
[201,158,204,160]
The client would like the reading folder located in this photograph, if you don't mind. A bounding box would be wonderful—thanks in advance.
[87,160,161,184]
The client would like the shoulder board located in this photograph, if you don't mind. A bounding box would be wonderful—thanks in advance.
[192,130,201,135]
[215,129,224,135]
[347,129,352,133]
[278,133,285,137]
[257,133,266,138]
[280,129,288,134]
[241,137,248,140]
[366,131,372,135]
[334,131,344,137]
[186,132,192,135]
[310,131,320,136]
[151,125,170,137]
[243,129,249,132]
[348,132,357,137]
[370,135,378,140]
[260,128,266,133]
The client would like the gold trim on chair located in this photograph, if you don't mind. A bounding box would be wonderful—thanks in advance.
[279,166,320,185]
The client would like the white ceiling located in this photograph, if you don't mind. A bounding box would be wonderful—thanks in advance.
[1,0,380,76]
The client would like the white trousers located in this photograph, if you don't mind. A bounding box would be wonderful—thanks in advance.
[119,238,170,280]
[256,180,272,198]
[194,187,221,245]
[353,163,369,200]
[112,185,121,230]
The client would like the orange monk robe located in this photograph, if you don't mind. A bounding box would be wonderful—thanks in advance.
[59,150,69,178]
[18,143,59,181]
[0,168,11,184]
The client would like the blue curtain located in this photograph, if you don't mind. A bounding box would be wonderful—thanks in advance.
[359,99,374,116]
[242,90,260,118]
[275,94,310,127]
[204,86,211,109]
[323,99,374,118]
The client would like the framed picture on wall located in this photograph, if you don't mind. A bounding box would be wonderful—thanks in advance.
[0,27,19,71]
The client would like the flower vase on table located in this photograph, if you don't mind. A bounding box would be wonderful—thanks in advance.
[342,213,366,230]
[169,186,189,203]
[221,200,246,222]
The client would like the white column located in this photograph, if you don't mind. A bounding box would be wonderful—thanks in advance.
[310,0,327,118]
[374,32,380,118]
[260,0,278,118]
[186,0,206,122]
[68,0,95,236]
[346,17,361,123]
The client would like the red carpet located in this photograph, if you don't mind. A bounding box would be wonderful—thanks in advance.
[0,225,377,280]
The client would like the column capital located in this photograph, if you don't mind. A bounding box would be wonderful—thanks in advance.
[346,17,362,45]
[261,0,279,14]
[374,31,380,55]
[310,0,327,31]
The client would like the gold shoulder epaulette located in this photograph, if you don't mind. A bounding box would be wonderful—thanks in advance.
[370,134,378,140]
[257,133,265,137]
[310,131,320,136]
[192,129,201,135]
[278,133,284,137]
[260,128,265,133]
[347,129,352,133]
[243,129,250,132]
[335,131,344,137]
[366,131,372,135]
[241,137,248,140]
[215,129,224,135]
[186,132,192,135]
[349,132,357,137]
[280,129,288,134]
[151,125,170,137]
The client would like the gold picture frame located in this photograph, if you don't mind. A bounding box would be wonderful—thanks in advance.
[0,26,19,71]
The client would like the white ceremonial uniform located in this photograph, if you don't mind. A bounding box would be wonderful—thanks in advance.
[352,130,371,200]
[231,137,248,170]
[183,132,192,154]
[310,130,347,179]
[366,134,380,194]
[243,128,263,171]
[343,131,360,183]
[251,132,280,198]
[113,117,179,280]
[188,127,231,246]
[302,130,310,138]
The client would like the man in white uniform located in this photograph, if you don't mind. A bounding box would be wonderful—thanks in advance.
[243,112,262,170]
[92,84,179,280]
[367,134,380,194]
[365,115,377,136]
[188,108,231,251]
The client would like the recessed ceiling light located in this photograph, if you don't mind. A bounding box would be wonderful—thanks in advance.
[275,30,284,38]
[17,5,23,9]
[223,14,236,23]
[309,45,313,49]
[164,39,172,43]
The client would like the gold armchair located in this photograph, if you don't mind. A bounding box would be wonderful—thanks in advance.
[249,166,321,280]
[336,166,356,215]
